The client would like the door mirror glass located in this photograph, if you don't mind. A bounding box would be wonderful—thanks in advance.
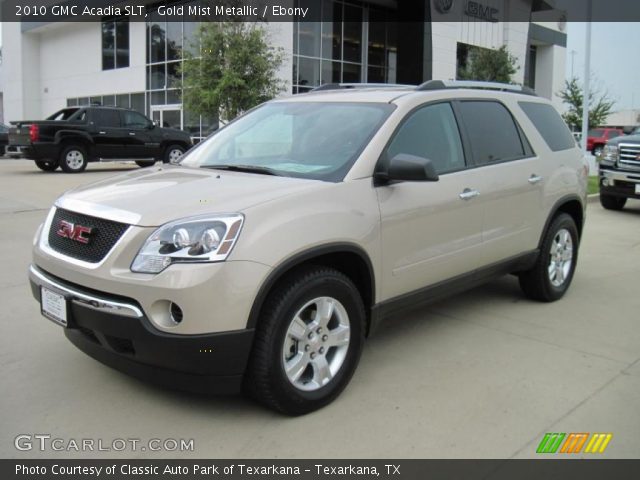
[376,153,439,183]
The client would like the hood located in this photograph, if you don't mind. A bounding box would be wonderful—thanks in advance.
[607,134,640,145]
[56,165,323,227]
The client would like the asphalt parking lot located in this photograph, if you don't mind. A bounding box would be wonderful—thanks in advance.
[1,159,639,459]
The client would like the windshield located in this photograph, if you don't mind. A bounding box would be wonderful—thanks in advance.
[180,102,394,182]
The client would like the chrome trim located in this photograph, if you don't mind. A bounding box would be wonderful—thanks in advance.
[600,169,640,184]
[39,206,133,270]
[29,265,143,318]
[55,196,142,225]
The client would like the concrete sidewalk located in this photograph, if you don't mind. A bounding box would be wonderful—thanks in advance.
[0,160,638,459]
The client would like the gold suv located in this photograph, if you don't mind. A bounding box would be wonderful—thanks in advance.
[29,81,588,415]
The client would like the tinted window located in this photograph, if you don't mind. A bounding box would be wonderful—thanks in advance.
[459,101,525,164]
[122,111,150,128]
[93,109,121,128]
[587,129,604,137]
[0,124,8,133]
[386,103,466,174]
[519,102,576,152]
[102,20,129,70]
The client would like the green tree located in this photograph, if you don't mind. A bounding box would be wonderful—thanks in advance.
[557,77,615,131]
[179,22,285,122]
[457,45,519,83]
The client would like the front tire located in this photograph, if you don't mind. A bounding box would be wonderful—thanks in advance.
[59,145,88,173]
[34,160,58,172]
[519,213,579,302]
[600,193,626,211]
[163,144,185,164]
[244,266,365,415]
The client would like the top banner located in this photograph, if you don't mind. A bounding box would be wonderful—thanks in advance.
[2,0,640,23]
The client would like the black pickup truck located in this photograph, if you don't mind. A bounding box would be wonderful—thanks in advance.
[7,106,192,173]
[599,129,640,210]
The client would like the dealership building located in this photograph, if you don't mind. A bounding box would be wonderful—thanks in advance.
[1,0,567,138]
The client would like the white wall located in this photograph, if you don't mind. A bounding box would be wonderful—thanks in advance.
[2,22,146,122]
[534,44,565,109]
[265,22,293,96]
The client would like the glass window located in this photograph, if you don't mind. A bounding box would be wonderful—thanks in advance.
[78,97,89,106]
[342,63,361,83]
[321,0,342,60]
[166,21,182,62]
[181,102,394,182]
[321,60,341,85]
[149,64,166,90]
[519,102,575,152]
[607,130,621,139]
[90,96,102,106]
[149,16,166,63]
[587,129,604,137]
[116,94,130,108]
[93,109,121,128]
[386,103,466,174]
[298,57,320,88]
[102,20,129,70]
[67,98,78,107]
[102,95,116,107]
[459,101,525,164]
[343,6,362,63]
[130,93,145,114]
[122,110,151,128]
[298,22,321,58]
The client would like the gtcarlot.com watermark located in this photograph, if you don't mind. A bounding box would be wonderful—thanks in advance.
[14,434,194,453]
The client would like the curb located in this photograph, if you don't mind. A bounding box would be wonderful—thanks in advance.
[587,193,600,203]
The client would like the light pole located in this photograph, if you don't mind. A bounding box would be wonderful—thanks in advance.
[581,4,592,156]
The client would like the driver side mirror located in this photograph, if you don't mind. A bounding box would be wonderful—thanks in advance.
[148,121,158,129]
[374,153,439,184]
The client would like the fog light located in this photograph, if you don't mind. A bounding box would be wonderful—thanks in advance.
[169,302,183,324]
[602,178,610,187]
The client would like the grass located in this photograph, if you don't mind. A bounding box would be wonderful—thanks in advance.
[588,176,599,195]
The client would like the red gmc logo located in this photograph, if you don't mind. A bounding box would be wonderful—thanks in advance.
[56,220,93,244]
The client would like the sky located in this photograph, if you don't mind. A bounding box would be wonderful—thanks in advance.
[566,22,640,111]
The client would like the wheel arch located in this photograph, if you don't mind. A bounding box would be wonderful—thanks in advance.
[247,243,376,335]
[540,195,585,246]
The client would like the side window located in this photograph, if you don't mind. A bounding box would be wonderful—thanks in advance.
[608,130,621,139]
[122,111,150,128]
[519,101,576,152]
[386,103,466,174]
[93,109,121,128]
[459,101,525,164]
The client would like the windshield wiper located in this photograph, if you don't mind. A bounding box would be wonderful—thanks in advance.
[200,164,283,176]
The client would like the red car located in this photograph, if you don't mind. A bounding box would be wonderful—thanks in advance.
[586,128,624,156]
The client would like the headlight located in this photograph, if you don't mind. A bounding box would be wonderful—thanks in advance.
[131,214,244,273]
[601,144,618,165]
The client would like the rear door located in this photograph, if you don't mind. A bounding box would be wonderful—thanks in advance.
[376,101,485,300]
[89,109,126,158]
[455,100,543,266]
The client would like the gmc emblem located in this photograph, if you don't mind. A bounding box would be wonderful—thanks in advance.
[57,220,93,244]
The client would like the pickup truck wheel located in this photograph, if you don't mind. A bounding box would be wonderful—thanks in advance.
[244,266,365,415]
[600,193,626,210]
[34,160,58,172]
[59,145,88,173]
[164,145,185,164]
[519,213,579,302]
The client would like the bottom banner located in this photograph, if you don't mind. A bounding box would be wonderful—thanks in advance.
[3,459,640,480]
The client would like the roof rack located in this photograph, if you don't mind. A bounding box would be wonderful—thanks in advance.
[416,80,537,96]
[310,83,414,92]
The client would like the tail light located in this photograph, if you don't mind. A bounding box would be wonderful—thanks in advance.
[29,124,39,143]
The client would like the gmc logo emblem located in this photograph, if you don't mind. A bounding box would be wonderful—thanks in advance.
[57,220,93,244]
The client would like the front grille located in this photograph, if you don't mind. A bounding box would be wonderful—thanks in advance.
[104,335,136,355]
[618,143,640,170]
[48,208,129,263]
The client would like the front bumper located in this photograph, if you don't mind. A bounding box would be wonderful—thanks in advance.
[29,265,254,394]
[599,168,640,199]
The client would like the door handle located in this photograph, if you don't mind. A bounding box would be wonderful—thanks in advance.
[129,132,136,136]
[528,174,543,184]
[459,188,480,200]
[98,131,107,135]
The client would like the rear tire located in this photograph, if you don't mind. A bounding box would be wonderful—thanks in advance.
[519,213,579,302]
[600,193,626,211]
[59,145,88,173]
[163,144,185,164]
[244,266,365,415]
[34,160,58,172]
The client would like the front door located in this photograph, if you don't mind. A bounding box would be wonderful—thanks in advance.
[151,106,183,130]
[376,102,485,301]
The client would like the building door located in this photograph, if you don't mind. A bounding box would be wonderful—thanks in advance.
[151,105,183,130]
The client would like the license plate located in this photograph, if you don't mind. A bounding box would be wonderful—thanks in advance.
[635,184,640,195]
[41,287,67,327]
